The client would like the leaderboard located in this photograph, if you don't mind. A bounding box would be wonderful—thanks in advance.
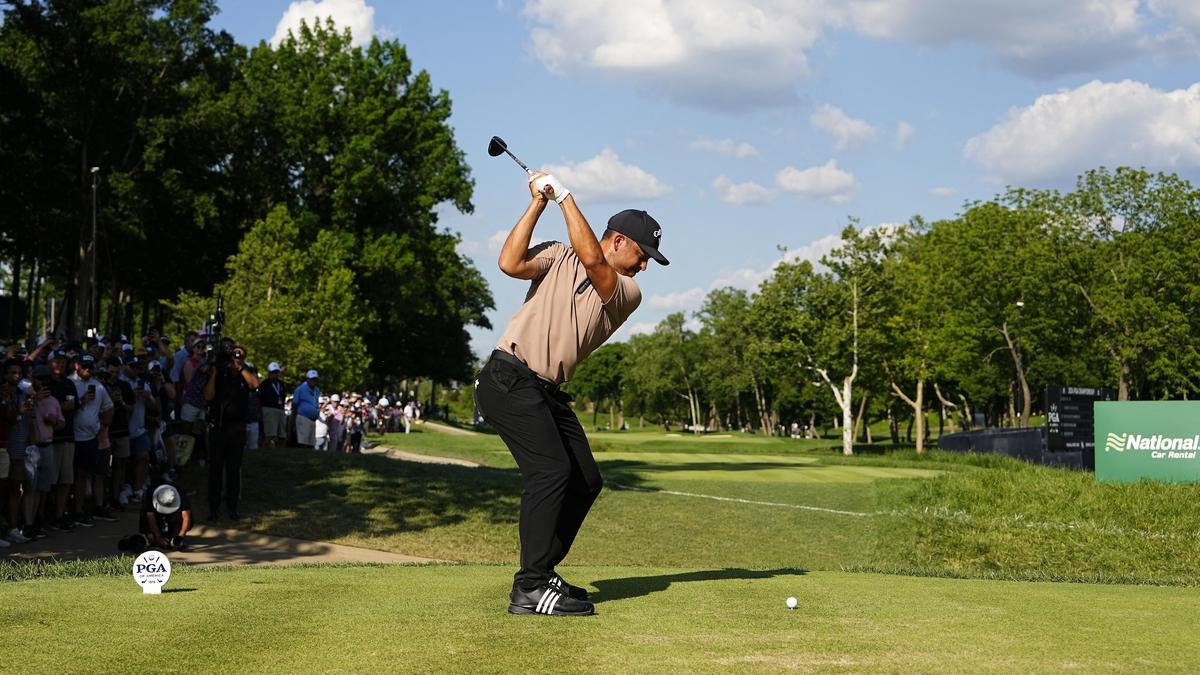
[1046,385,1116,451]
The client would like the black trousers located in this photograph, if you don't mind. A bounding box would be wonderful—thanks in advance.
[208,424,246,514]
[475,352,602,591]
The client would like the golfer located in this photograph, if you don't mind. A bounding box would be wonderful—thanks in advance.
[476,170,668,616]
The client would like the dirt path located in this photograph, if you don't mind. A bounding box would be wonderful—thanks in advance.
[5,432,485,568]
[362,444,480,467]
[420,420,481,436]
[5,509,438,567]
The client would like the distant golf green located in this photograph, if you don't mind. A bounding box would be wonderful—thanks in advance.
[596,451,942,484]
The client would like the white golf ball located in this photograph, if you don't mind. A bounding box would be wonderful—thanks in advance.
[786,596,798,609]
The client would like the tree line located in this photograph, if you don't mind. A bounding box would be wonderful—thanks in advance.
[0,0,491,389]
[567,167,1200,454]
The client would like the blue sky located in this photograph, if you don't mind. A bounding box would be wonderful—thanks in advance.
[210,0,1200,356]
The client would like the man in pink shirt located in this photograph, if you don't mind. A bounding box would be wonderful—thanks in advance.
[26,365,65,539]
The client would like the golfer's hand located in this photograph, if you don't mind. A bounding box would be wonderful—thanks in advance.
[531,172,570,204]
[528,171,550,203]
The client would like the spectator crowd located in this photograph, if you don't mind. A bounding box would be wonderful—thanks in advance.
[0,329,428,550]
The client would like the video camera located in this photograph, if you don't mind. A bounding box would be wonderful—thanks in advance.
[204,293,232,368]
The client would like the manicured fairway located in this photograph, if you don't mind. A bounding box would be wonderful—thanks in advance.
[596,451,942,484]
[5,564,1198,672]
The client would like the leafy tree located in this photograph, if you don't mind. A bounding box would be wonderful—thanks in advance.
[565,342,629,430]
[168,205,369,391]
[1058,168,1200,399]
[225,20,491,383]
[0,0,244,336]
[625,313,704,432]
[920,200,1071,426]
[695,288,759,431]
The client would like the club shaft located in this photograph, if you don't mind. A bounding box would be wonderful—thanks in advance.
[504,149,530,173]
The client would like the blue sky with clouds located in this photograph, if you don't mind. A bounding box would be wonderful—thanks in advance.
[210,0,1200,355]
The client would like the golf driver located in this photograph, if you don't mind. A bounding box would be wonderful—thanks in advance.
[488,135,531,174]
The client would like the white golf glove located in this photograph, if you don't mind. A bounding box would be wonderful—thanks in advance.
[532,173,571,204]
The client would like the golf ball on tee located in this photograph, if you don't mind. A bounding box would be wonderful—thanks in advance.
[786,596,798,609]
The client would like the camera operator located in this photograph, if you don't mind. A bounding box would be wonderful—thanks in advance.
[202,340,259,521]
[118,482,192,555]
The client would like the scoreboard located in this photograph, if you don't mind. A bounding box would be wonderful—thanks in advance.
[1046,385,1116,451]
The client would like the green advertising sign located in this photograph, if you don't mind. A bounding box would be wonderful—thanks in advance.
[1094,401,1200,483]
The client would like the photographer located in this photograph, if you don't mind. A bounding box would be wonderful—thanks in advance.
[202,340,260,521]
[118,481,192,555]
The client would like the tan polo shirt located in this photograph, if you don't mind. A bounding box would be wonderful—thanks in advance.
[497,241,641,384]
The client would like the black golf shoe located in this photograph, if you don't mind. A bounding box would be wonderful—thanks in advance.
[508,584,595,616]
[549,574,590,601]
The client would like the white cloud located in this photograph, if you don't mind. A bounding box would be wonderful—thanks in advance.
[545,148,672,202]
[712,175,775,205]
[456,239,483,258]
[896,121,915,150]
[271,0,376,47]
[487,229,510,252]
[487,229,544,252]
[521,1,1200,111]
[1142,0,1200,56]
[775,160,858,204]
[523,0,827,111]
[648,288,707,311]
[689,137,760,158]
[811,104,878,151]
[710,232,846,291]
[624,322,659,337]
[846,0,1144,77]
[929,186,957,197]
[964,79,1200,184]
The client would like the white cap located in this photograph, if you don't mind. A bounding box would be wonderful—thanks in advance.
[306,369,319,379]
[331,394,340,402]
[152,485,181,515]
[379,398,389,406]
[268,362,281,372]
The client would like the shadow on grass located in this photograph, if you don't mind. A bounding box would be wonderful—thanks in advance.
[592,567,808,602]
[181,447,524,544]
[598,458,824,489]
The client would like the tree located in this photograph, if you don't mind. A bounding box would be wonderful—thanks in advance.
[626,313,704,432]
[167,205,369,391]
[1058,167,1200,399]
[0,0,244,337]
[695,288,761,432]
[921,199,1074,426]
[225,20,491,383]
[565,342,629,430]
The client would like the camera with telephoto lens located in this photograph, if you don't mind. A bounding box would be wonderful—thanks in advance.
[205,294,232,368]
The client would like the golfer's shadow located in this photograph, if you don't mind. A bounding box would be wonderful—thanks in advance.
[592,567,807,602]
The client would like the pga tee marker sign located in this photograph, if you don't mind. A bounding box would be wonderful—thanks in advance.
[1095,401,1200,483]
[133,551,172,594]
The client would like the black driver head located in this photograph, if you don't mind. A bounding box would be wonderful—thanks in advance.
[487,135,531,173]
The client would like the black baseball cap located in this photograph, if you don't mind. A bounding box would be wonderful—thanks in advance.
[607,210,669,266]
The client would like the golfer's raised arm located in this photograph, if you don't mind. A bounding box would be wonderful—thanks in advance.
[497,181,549,280]
[557,194,618,300]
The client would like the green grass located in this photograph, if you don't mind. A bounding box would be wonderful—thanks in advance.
[10,425,1200,670]
[6,564,1200,672]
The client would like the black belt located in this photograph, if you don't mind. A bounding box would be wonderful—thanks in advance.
[489,350,560,392]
